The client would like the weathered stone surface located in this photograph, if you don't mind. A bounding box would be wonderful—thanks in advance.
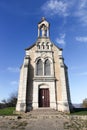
[16,17,72,113]
[0,110,87,130]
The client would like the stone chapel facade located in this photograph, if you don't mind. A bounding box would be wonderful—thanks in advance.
[16,17,72,113]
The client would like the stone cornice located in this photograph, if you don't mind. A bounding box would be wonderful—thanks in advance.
[33,77,56,82]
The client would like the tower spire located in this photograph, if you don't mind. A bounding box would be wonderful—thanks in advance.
[38,17,50,38]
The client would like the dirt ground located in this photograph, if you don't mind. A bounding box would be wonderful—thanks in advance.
[0,114,87,130]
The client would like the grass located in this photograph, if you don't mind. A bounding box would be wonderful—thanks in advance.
[0,107,15,115]
[71,108,87,115]
[0,107,87,116]
[71,111,87,115]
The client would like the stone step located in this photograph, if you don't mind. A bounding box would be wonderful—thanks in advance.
[21,108,68,119]
[29,110,62,115]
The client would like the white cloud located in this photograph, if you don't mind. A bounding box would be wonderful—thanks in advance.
[79,0,87,9]
[75,4,87,25]
[76,72,87,76]
[76,36,87,42]
[7,67,20,73]
[42,0,69,17]
[10,81,18,85]
[80,72,87,76]
[70,66,86,70]
[56,33,66,45]
[71,0,87,25]
[42,0,87,26]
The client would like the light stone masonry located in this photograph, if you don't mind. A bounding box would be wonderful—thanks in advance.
[16,17,73,113]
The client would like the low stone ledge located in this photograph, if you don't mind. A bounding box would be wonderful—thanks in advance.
[69,115,87,120]
[0,114,87,120]
[0,116,18,120]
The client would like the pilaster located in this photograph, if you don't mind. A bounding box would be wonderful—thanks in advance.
[59,57,71,112]
[16,56,29,112]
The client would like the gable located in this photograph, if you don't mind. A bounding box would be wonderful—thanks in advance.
[25,43,36,50]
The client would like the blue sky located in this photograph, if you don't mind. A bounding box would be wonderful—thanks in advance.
[0,0,87,104]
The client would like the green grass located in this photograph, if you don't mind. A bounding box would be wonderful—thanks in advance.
[71,108,87,115]
[0,107,15,115]
[71,111,87,115]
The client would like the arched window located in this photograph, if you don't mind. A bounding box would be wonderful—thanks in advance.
[36,59,43,75]
[42,42,45,49]
[46,42,49,49]
[37,45,40,49]
[44,59,51,75]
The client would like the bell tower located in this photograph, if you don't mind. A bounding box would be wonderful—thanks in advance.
[38,17,50,38]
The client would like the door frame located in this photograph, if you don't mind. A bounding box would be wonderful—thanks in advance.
[38,86,50,107]
[38,88,50,107]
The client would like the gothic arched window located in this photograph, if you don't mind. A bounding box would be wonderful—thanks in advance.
[36,59,43,75]
[44,59,51,75]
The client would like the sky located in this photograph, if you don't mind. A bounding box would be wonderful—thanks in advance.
[0,0,87,104]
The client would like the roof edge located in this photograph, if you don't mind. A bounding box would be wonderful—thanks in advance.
[25,43,36,50]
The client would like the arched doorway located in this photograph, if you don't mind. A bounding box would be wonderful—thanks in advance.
[39,88,50,107]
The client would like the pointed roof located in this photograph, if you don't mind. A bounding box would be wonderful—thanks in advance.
[38,17,50,28]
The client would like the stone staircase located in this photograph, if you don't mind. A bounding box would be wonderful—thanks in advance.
[21,108,68,119]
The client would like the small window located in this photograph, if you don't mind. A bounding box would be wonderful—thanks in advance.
[36,59,43,75]
[42,42,45,49]
[47,45,49,49]
[44,59,51,75]
[37,45,40,49]
[47,42,49,49]
[43,45,45,49]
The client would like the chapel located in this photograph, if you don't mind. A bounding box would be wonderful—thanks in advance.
[16,17,72,113]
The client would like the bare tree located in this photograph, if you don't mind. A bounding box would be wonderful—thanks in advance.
[1,92,17,108]
[7,92,17,107]
[82,98,87,108]
[1,99,7,104]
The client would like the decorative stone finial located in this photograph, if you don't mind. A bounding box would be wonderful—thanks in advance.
[42,17,45,21]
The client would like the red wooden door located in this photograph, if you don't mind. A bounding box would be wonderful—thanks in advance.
[39,88,50,107]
